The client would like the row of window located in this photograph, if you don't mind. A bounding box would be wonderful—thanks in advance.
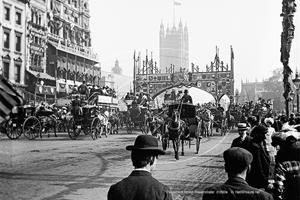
[4,5,22,25]
[3,29,22,52]
[2,61,21,83]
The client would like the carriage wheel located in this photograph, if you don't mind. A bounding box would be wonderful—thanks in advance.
[68,118,81,140]
[91,117,100,140]
[5,119,22,140]
[23,116,41,140]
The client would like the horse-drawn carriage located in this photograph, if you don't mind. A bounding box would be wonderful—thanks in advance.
[67,105,101,140]
[4,105,59,140]
[124,100,147,134]
[163,103,202,160]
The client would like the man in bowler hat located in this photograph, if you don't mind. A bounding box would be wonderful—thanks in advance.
[203,147,273,200]
[231,123,253,150]
[107,135,173,200]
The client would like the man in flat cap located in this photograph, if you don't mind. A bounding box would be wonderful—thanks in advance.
[203,147,273,200]
[107,135,173,200]
[231,123,252,150]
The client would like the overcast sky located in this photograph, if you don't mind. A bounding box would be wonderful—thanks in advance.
[89,0,300,101]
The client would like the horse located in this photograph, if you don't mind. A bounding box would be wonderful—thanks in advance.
[35,105,58,138]
[108,113,120,134]
[97,113,110,137]
[166,109,186,160]
[145,111,165,141]
[200,109,214,137]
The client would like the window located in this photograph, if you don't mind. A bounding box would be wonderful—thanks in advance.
[3,62,10,79]
[15,33,21,52]
[74,0,77,8]
[14,64,21,83]
[74,17,78,23]
[4,6,10,21]
[3,29,10,49]
[16,12,21,25]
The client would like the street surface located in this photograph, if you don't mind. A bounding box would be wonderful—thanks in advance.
[0,128,237,200]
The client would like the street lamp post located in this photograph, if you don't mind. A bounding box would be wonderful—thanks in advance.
[292,71,300,113]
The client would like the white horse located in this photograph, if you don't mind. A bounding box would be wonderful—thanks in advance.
[200,109,214,137]
[97,113,111,137]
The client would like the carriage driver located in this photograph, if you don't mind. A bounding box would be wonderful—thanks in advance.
[71,95,82,115]
[181,89,193,104]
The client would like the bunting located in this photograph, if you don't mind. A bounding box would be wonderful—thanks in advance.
[0,77,24,122]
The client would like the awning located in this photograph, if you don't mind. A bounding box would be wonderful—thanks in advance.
[27,70,56,81]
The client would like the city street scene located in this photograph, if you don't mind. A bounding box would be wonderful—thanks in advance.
[0,0,299,200]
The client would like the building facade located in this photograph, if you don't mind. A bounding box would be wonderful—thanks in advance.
[46,0,100,99]
[1,0,29,96]
[159,20,189,73]
[240,79,284,111]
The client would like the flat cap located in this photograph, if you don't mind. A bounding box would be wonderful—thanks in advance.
[224,147,253,174]
[252,124,269,136]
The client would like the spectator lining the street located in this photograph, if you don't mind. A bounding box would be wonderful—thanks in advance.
[203,147,273,200]
[231,123,253,150]
[107,135,172,200]
[246,124,271,190]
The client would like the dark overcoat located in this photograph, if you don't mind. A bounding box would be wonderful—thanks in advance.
[231,135,253,150]
[107,170,173,200]
[246,140,270,189]
[203,176,273,200]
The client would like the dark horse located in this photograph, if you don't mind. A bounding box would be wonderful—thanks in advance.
[108,113,120,134]
[166,109,186,160]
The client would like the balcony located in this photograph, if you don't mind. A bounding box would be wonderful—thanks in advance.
[49,41,99,62]
[28,21,48,31]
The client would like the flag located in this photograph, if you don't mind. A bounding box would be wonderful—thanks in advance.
[174,1,181,6]
[0,77,24,122]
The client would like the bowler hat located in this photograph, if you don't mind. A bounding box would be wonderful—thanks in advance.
[126,135,165,155]
[237,123,248,131]
[224,147,253,173]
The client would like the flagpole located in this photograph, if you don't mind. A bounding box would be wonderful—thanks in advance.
[173,0,175,25]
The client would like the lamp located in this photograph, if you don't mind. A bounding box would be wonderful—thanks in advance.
[292,70,300,113]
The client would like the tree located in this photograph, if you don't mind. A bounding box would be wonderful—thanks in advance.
[262,68,284,100]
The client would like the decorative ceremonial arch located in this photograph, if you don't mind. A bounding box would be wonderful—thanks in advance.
[133,46,235,103]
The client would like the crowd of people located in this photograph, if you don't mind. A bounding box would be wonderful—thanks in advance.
[107,97,300,200]
[71,81,117,98]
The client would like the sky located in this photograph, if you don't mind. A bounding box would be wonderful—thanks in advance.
[89,0,300,102]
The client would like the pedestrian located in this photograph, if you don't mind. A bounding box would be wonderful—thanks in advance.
[264,117,276,163]
[107,135,173,200]
[273,133,300,200]
[246,124,271,190]
[231,123,252,150]
[203,147,273,200]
